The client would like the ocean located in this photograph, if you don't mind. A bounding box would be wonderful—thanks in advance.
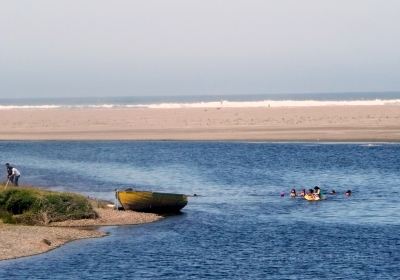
[0,92,400,109]
[0,141,399,279]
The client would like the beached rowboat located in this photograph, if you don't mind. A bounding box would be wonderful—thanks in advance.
[116,190,188,213]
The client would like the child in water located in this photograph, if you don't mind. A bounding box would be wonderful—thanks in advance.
[300,189,306,197]
[290,189,297,197]
[345,190,352,197]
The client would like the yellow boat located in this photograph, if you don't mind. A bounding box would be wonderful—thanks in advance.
[304,194,325,201]
[116,189,188,213]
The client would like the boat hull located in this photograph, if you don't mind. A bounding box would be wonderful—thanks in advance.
[117,190,188,213]
[304,194,325,201]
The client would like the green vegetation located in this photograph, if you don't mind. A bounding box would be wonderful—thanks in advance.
[0,185,98,225]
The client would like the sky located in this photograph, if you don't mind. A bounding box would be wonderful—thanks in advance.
[0,0,399,98]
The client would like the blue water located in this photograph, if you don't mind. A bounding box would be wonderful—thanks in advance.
[0,141,399,279]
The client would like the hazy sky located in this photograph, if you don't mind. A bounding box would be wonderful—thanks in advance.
[1,0,399,98]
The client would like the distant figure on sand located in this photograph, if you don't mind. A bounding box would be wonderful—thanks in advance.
[5,163,21,186]
[290,189,297,197]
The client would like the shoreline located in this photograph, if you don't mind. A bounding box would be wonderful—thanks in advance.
[0,105,399,141]
[2,140,399,143]
[0,208,162,261]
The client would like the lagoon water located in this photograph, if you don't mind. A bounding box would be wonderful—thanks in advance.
[0,141,399,279]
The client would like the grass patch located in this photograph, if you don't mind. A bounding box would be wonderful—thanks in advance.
[0,209,15,224]
[0,185,98,225]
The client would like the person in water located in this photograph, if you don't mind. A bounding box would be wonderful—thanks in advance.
[303,189,314,200]
[345,190,352,197]
[330,190,337,195]
[300,189,306,196]
[290,189,297,197]
[314,186,321,199]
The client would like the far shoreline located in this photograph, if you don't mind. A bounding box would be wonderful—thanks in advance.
[1,139,400,143]
[0,106,399,142]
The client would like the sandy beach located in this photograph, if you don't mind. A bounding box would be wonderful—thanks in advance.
[0,208,161,261]
[0,105,400,141]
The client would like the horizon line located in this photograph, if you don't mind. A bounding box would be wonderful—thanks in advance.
[1,90,400,100]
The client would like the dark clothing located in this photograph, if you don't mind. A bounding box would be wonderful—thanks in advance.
[12,175,20,186]
[7,166,13,176]
[6,166,14,183]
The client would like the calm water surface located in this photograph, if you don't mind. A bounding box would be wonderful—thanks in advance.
[0,142,399,279]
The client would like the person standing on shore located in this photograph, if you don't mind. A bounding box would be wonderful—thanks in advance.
[5,163,13,184]
[5,163,21,186]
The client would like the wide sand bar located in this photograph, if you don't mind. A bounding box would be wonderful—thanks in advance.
[1,106,400,141]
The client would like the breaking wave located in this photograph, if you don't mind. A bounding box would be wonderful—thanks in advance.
[1,99,400,110]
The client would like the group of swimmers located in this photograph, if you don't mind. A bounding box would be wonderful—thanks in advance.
[289,186,322,199]
[283,186,352,198]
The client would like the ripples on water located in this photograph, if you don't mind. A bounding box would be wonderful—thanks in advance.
[0,142,399,279]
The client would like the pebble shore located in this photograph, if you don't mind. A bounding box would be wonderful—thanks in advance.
[0,208,161,261]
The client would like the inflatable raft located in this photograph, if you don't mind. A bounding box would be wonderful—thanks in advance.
[304,194,325,201]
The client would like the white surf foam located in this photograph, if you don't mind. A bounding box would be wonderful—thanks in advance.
[0,105,62,110]
[143,99,400,109]
[1,99,400,110]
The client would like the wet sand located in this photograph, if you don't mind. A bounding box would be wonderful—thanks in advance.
[0,208,161,261]
[0,106,400,141]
